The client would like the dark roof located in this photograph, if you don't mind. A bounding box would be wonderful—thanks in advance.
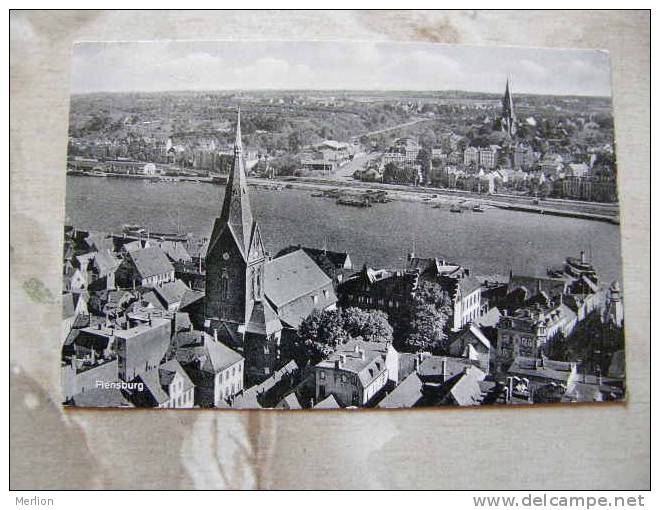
[276,245,351,271]
[245,300,282,336]
[417,355,474,382]
[127,246,174,279]
[159,359,194,392]
[508,275,568,300]
[378,373,423,408]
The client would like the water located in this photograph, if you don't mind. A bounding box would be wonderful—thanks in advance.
[65,175,624,285]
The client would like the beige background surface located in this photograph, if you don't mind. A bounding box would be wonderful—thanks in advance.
[10,10,650,489]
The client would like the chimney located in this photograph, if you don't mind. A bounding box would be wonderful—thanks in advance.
[359,349,365,361]
[340,354,346,366]
[213,328,218,342]
[580,250,586,264]
[441,358,448,383]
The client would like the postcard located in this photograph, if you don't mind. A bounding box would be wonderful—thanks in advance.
[61,40,625,409]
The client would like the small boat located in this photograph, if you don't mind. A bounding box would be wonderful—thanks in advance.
[472,202,485,213]
[122,224,146,235]
[450,203,462,213]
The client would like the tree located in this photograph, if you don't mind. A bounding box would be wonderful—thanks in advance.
[342,307,393,343]
[403,302,448,353]
[291,307,394,367]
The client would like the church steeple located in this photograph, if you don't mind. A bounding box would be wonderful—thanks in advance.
[213,106,254,258]
[501,75,516,137]
[206,106,267,332]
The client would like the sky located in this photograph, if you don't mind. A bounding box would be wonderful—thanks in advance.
[71,40,612,97]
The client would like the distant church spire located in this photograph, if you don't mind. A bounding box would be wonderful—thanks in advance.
[213,106,254,257]
[501,75,516,137]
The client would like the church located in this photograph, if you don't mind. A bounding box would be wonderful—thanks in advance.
[204,108,338,385]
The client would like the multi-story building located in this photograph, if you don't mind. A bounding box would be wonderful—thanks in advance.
[314,339,399,407]
[496,298,578,360]
[463,146,479,166]
[174,330,245,406]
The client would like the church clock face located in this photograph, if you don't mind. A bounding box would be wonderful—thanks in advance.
[222,252,230,261]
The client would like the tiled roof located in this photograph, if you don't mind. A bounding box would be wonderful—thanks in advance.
[378,373,423,408]
[317,339,390,388]
[93,249,121,276]
[153,279,190,307]
[445,366,487,406]
[175,332,244,374]
[127,246,174,279]
[265,249,334,308]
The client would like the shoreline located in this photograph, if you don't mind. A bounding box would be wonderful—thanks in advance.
[66,172,620,224]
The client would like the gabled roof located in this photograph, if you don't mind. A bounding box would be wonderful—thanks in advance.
[314,394,340,409]
[445,366,487,406]
[157,240,192,263]
[127,246,174,279]
[175,332,244,374]
[265,249,335,308]
[278,393,302,410]
[458,324,491,350]
[153,279,190,307]
[378,373,423,408]
[317,339,391,388]
[158,359,194,392]
[93,250,121,276]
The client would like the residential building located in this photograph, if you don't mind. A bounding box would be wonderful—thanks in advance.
[314,339,399,407]
[117,246,175,288]
[174,330,245,407]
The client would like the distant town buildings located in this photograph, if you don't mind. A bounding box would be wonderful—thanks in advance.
[62,105,624,409]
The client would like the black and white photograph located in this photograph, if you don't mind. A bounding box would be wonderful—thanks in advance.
[60,40,626,410]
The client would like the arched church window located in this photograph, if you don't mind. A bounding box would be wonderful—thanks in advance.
[220,270,229,299]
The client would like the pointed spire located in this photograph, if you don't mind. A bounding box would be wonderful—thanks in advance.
[234,106,243,153]
[212,106,254,257]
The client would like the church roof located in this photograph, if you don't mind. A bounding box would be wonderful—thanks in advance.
[209,107,255,258]
[265,249,334,308]
[245,300,283,336]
